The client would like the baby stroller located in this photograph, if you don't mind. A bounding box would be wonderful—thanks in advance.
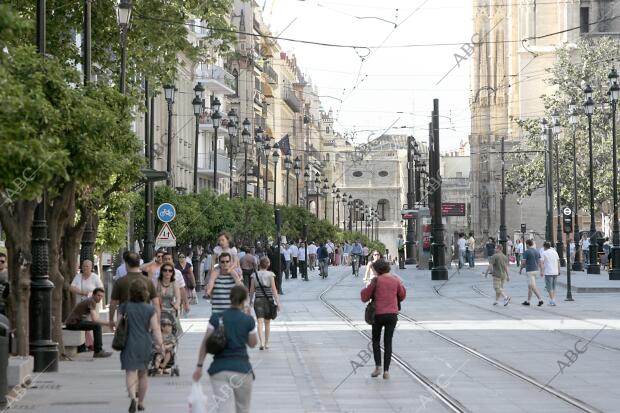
[148,310,180,376]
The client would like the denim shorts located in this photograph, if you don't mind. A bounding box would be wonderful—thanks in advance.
[544,274,557,291]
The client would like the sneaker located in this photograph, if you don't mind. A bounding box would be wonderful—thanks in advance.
[383,371,390,380]
[537,300,544,306]
[93,351,112,358]
[521,301,530,306]
[504,296,511,306]
[371,367,381,378]
[549,301,556,306]
[493,302,498,306]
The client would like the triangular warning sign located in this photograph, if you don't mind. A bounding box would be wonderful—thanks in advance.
[156,223,176,247]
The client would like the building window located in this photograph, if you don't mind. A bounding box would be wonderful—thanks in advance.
[378,170,389,177]
[377,199,389,221]
[352,171,363,177]
[456,172,463,178]
[580,7,589,33]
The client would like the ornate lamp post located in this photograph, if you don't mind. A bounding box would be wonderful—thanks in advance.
[348,194,353,231]
[314,173,321,218]
[322,182,329,220]
[227,109,238,198]
[336,190,341,229]
[117,0,132,94]
[609,69,620,280]
[272,143,280,208]
[241,118,251,199]
[569,102,583,271]
[551,110,565,266]
[210,97,222,192]
[284,155,292,206]
[163,84,177,186]
[304,166,311,211]
[541,118,554,244]
[263,137,272,203]
[293,157,301,206]
[192,83,204,193]
[254,126,264,198]
[584,85,600,274]
[331,184,337,225]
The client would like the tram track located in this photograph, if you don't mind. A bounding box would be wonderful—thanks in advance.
[319,273,470,413]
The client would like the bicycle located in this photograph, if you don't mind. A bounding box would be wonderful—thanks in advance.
[351,254,360,276]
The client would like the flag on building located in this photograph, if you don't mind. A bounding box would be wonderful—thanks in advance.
[278,134,291,155]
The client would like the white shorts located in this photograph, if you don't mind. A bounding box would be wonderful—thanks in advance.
[343,253,349,257]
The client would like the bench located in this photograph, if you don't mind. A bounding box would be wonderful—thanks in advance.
[62,329,85,356]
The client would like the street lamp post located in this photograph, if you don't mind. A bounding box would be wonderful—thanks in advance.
[541,118,554,244]
[304,166,311,211]
[254,127,264,198]
[336,191,341,229]
[294,157,301,206]
[263,137,271,203]
[584,86,600,274]
[609,69,620,280]
[272,143,280,209]
[284,156,292,206]
[348,194,353,231]
[192,83,204,194]
[552,111,566,266]
[227,109,238,198]
[341,192,347,229]
[331,185,337,225]
[314,173,321,218]
[211,97,222,192]
[569,102,583,271]
[242,119,251,199]
[163,84,176,187]
[322,183,329,221]
[117,0,131,94]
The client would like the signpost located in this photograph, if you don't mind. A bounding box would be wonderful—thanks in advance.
[156,222,177,248]
[157,203,176,223]
[563,207,574,301]
[441,202,466,217]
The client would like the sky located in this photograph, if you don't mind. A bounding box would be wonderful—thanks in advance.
[264,0,474,151]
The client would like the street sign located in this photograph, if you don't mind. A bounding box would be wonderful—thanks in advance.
[563,207,572,216]
[441,203,466,217]
[563,206,573,233]
[157,203,176,223]
[521,224,526,233]
[401,209,417,219]
[155,222,177,247]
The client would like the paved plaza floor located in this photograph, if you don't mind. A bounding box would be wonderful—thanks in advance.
[4,262,620,413]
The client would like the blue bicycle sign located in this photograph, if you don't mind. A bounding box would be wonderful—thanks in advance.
[157,203,176,223]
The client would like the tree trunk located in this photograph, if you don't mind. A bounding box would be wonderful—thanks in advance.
[0,200,36,356]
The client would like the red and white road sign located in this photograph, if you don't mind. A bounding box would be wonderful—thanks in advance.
[155,222,176,247]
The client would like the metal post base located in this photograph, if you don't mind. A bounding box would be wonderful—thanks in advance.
[609,246,620,280]
[572,259,584,271]
[431,268,448,280]
[30,342,59,373]
[587,244,600,274]
[556,241,566,267]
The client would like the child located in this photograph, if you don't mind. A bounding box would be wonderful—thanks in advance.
[154,318,176,374]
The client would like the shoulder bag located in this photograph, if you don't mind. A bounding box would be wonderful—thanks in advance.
[255,271,278,320]
[364,279,377,325]
[206,315,227,355]
[112,306,128,351]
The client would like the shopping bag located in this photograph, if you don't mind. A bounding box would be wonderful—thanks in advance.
[188,381,207,413]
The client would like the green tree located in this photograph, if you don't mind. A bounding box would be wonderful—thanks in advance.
[507,37,620,221]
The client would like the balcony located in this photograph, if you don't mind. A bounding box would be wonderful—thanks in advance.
[264,63,278,84]
[197,152,234,176]
[195,63,236,95]
[283,89,302,112]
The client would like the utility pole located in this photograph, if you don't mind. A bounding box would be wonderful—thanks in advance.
[499,136,507,255]
[430,99,448,280]
[405,135,416,264]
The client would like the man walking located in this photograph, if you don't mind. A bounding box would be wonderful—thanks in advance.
[485,245,511,306]
[282,243,291,280]
[457,233,467,269]
[239,247,257,289]
[298,242,308,281]
[519,239,543,306]
[467,233,476,268]
[397,234,405,269]
[308,242,317,271]
[290,242,299,279]
[515,238,524,267]
[540,241,560,306]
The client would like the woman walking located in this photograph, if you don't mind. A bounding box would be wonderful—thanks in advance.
[193,285,258,413]
[363,250,383,286]
[176,254,196,304]
[121,280,163,412]
[360,260,406,380]
[156,263,182,334]
[249,257,280,350]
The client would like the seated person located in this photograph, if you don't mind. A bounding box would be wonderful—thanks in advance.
[64,287,112,358]
[153,318,176,374]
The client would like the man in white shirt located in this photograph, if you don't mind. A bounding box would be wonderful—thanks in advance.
[515,239,524,266]
[298,242,308,281]
[540,241,560,306]
[308,242,318,270]
[289,242,299,279]
[457,233,467,269]
[581,236,590,265]
[326,240,335,265]
[282,243,292,280]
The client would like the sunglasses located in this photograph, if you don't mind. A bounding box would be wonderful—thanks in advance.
[219,260,231,264]
[156,255,163,259]
[179,256,185,259]
[161,268,174,273]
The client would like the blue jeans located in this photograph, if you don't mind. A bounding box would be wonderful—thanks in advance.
[458,250,465,269]
[468,250,475,267]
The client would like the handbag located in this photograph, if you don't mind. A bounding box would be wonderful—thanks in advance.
[112,311,128,351]
[206,315,227,355]
[255,271,278,320]
[364,280,376,325]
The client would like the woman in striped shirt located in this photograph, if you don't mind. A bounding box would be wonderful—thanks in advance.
[249,256,280,350]
[206,252,243,314]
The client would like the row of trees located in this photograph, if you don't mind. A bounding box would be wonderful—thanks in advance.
[0,1,234,354]
[132,187,387,255]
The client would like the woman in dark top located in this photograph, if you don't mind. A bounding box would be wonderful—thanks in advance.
[194,285,258,413]
[121,280,163,412]
[361,260,406,380]
[249,256,280,350]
